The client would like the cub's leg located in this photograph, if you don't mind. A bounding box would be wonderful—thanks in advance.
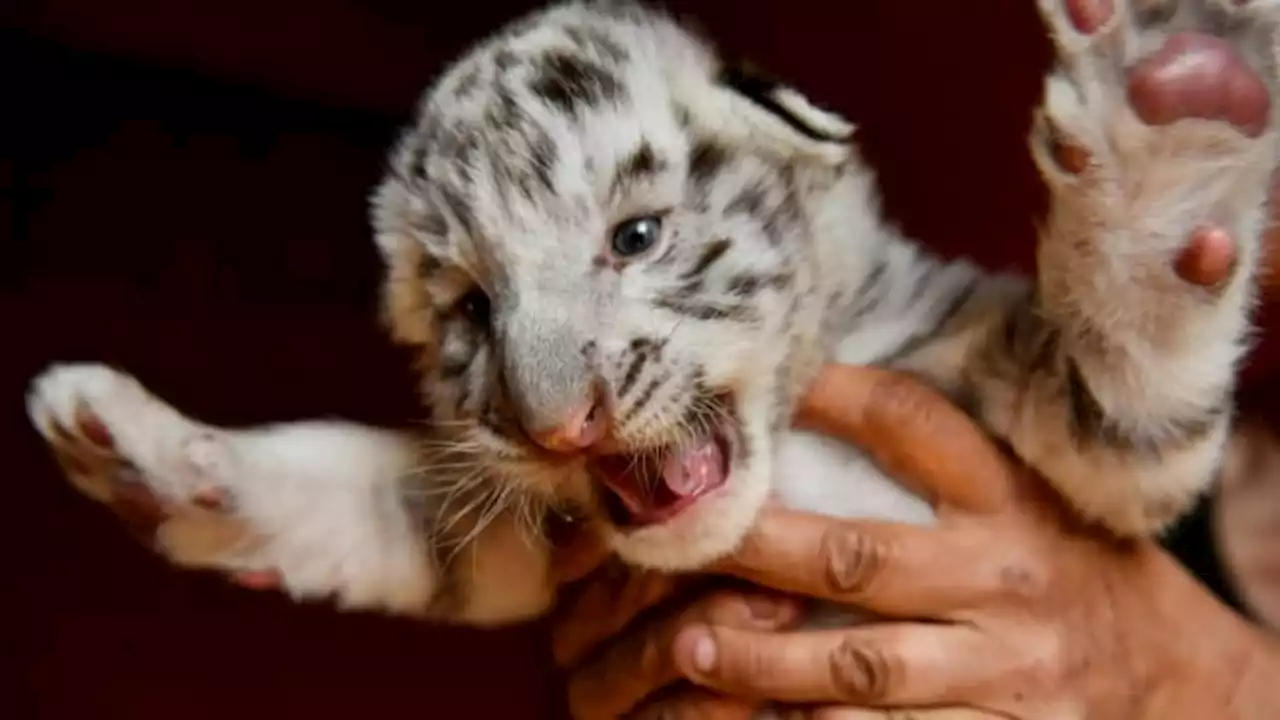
[968,0,1280,535]
[26,363,554,622]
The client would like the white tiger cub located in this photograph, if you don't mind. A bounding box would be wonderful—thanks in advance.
[24,0,1280,695]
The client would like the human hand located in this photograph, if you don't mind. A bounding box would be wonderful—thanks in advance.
[1216,418,1280,630]
[554,365,1280,720]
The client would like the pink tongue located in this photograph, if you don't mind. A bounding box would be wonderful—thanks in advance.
[599,437,726,516]
[661,438,724,496]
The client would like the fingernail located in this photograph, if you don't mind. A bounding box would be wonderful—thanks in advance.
[690,630,717,673]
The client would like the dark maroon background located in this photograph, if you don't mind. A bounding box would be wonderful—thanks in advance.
[6,1,1278,718]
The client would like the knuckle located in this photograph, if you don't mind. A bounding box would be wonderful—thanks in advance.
[829,637,895,704]
[867,370,986,454]
[867,371,946,426]
[821,525,888,598]
[996,559,1049,602]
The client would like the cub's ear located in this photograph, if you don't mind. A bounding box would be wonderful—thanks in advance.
[677,59,855,166]
[717,61,855,145]
[368,176,440,350]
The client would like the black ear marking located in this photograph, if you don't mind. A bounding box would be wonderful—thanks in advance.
[716,61,852,144]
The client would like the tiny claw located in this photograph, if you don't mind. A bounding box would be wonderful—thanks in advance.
[1051,135,1092,175]
[234,569,282,590]
[75,406,114,450]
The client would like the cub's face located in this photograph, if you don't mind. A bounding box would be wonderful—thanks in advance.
[372,2,854,570]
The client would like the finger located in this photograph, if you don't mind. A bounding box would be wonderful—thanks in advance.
[552,562,686,668]
[713,505,1025,616]
[672,623,996,707]
[567,592,804,720]
[630,689,759,720]
[794,365,1014,513]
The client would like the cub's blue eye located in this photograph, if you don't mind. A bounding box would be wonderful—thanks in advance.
[610,216,663,258]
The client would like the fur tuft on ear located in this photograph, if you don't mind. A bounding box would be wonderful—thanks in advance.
[378,237,438,350]
[716,62,855,144]
[672,58,855,166]
[368,177,439,350]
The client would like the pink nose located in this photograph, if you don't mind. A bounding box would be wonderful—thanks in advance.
[528,397,609,453]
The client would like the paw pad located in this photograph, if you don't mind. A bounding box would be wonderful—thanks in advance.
[192,486,232,512]
[1176,225,1239,287]
[75,406,114,451]
[1128,32,1271,136]
[1068,0,1115,33]
[1049,131,1093,174]
[233,569,282,590]
[106,466,170,543]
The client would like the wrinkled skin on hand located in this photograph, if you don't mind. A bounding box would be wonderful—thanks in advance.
[550,3,1280,716]
[552,363,1280,719]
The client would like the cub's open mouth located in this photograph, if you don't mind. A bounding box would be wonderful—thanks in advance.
[588,430,732,529]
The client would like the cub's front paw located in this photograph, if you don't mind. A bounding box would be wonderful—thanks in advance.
[28,363,436,615]
[1033,0,1280,294]
[27,363,261,570]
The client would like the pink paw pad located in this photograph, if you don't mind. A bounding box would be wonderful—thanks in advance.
[1129,32,1270,137]
[1067,0,1115,33]
[1176,225,1239,287]
[234,569,282,590]
[106,466,170,544]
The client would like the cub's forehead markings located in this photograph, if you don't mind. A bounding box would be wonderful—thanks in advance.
[529,50,626,116]
[437,184,478,240]
[563,24,629,64]
[679,238,734,282]
[609,139,667,200]
[414,252,441,282]
[451,64,484,98]
[493,49,518,72]
[401,13,705,294]
[688,141,731,187]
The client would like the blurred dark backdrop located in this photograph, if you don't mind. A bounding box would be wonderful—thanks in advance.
[4,1,1277,718]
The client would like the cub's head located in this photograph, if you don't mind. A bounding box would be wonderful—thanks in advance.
[371,0,857,570]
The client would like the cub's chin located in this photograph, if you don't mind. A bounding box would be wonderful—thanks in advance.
[593,411,774,572]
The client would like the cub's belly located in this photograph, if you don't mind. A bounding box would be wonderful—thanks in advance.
[773,427,937,525]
